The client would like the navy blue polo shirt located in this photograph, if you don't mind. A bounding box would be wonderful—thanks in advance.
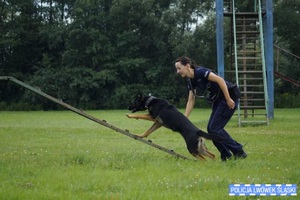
[187,67,221,98]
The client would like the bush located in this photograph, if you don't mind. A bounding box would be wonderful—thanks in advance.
[275,93,300,108]
[0,101,42,111]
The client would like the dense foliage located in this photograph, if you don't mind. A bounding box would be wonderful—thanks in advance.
[0,0,299,110]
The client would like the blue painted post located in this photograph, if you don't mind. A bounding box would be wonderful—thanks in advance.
[264,0,274,119]
[216,0,225,78]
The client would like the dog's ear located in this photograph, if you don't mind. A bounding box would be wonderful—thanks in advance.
[137,94,144,100]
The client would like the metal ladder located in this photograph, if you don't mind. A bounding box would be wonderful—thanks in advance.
[226,0,269,126]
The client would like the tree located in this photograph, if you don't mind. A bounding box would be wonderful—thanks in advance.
[273,0,300,95]
[0,0,250,110]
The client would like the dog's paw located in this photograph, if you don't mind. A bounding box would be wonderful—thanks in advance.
[132,134,143,139]
[126,114,134,119]
[134,134,145,138]
[126,114,138,119]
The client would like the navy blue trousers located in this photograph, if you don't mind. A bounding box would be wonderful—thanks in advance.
[207,98,243,160]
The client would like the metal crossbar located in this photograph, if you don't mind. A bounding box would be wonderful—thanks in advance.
[0,76,192,160]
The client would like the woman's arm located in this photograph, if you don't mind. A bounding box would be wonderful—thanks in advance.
[208,72,235,109]
[185,90,196,118]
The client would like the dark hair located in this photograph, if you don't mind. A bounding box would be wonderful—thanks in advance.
[175,56,197,69]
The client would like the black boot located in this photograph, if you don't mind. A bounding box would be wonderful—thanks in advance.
[234,150,247,160]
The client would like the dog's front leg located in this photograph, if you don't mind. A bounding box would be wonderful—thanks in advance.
[126,113,156,122]
[137,122,162,138]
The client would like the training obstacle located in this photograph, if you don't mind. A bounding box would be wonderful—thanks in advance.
[0,76,191,160]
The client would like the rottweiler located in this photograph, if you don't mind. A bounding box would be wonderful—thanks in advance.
[126,94,223,160]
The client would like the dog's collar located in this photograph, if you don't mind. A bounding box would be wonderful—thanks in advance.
[145,96,156,108]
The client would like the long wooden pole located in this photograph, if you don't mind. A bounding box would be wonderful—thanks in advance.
[0,76,192,160]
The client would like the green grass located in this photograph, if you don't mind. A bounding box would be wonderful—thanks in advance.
[0,109,299,199]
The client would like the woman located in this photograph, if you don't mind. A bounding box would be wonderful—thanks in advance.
[175,56,247,161]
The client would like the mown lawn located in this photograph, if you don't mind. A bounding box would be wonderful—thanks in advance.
[0,109,299,199]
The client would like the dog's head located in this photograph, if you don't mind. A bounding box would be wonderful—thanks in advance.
[128,94,150,113]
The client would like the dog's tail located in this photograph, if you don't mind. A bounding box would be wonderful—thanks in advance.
[196,131,224,142]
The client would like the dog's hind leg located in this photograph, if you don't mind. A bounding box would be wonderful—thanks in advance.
[192,153,206,161]
[197,137,216,160]
[202,149,216,160]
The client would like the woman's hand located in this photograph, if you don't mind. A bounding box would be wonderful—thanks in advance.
[226,98,235,109]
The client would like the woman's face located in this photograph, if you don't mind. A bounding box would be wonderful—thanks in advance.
[175,62,193,78]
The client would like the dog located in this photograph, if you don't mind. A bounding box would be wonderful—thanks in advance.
[126,94,223,160]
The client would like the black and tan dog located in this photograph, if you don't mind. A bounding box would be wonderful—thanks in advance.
[126,94,223,160]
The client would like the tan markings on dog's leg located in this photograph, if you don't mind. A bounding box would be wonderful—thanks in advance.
[193,153,206,161]
[197,137,216,160]
[126,114,155,122]
[204,150,216,159]
[138,122,162,138]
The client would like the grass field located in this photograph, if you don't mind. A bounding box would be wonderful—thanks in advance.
[0,109,299,199]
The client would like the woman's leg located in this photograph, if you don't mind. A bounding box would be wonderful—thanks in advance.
[207,100,244,160]
[207,101,232,160]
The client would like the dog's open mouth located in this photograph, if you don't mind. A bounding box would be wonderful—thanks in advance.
[128,106,137,113]
[130,109,137,113]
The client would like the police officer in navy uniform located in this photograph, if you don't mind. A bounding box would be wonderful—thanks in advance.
[175,56,247,161]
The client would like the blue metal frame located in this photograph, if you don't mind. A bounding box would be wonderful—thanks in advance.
[216,0,224,78]
[264,0,274,119]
